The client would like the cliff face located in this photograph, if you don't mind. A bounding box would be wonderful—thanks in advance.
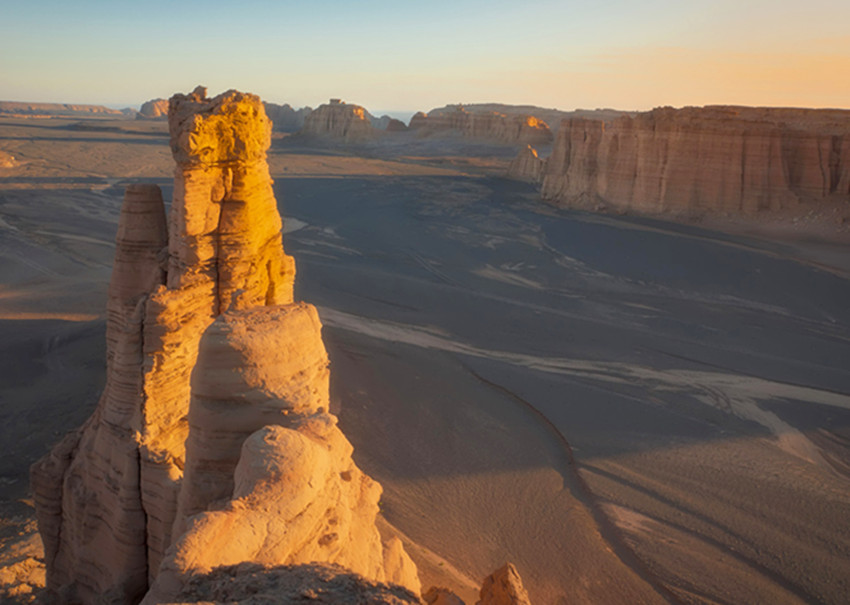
[410,106,553,146]
[30,86,419,604]
[301,99,378,141]
[538,106,850,214]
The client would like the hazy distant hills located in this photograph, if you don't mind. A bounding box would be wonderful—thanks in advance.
[0,101,129,118]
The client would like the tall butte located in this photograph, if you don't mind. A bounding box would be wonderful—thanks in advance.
[31,87,419,604]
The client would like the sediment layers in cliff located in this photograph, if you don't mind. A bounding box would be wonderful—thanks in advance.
[300,98,378,141]
[534,105,850,214]
[30,86,422,603]
[409,106,553,145]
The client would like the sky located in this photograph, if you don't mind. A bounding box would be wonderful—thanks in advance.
[1,0,849,116]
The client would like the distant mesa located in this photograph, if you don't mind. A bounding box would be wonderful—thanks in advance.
[136,98,168,119]
[0,101,123,118]
[509,105,850,217]
[300,98,379,141]
[264,101,313,132]
[409,105,553,146]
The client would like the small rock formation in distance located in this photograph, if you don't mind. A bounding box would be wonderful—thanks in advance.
[507,145,545,182]
[409,105,552,145]
[300,98,378,141]
[137,98,169,119]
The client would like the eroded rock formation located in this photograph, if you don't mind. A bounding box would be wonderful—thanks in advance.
[476,563,531,605]
[137,99,169,120]
[263,101,312,132]
[507,145,545,182]
[301,98,378,141]
[409,106,552,145]
[30,86,417,604]
[534,105,850,215]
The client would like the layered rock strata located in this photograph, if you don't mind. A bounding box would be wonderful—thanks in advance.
[301,98,378,141]
[535,105,850,214]
[409,106,552,145]
[31,87,420,604]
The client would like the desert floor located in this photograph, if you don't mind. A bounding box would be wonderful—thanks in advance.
[1,117,849,604]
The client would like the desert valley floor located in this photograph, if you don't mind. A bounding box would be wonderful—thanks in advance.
[1,117,849,604]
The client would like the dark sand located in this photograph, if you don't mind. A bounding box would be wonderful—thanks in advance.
[1,117,849,603]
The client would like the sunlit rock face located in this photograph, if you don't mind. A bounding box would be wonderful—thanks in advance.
[137,98,168,119]
[409,106,553,145]
[31,86,418,604]
[301,98,378,141]
[476,563,531,605]
[539,105,850,214]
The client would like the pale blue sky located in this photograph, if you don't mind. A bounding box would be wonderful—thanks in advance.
[2,0,848,114]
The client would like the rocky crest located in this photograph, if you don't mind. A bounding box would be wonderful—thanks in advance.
[301,98,378,141]
[532,105,850,215]
[137,99,169,120]
[409,106,552,145]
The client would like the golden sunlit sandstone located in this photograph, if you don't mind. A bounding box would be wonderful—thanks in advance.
[534,105,850,215]
[137,98,169,120]
[31,87,420,603]
[301,98,378,141]
[476,564,531,605]
[409,106,553,145]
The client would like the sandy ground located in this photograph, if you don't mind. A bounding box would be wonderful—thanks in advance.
[1,116,849,604]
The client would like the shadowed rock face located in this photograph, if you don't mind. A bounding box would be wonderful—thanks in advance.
[30,86,418,604]
[536,105,850,214]
[301,99,378,141]
[507,145,546,183]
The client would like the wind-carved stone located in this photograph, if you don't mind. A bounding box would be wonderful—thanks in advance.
[30,87,418,604]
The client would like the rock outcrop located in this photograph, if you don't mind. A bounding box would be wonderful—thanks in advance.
[137,98,169,119]
[301,98,378,141]
[0,150,16,168]
[263,101,312,132]
[148,563,421,604]
[409,106,552,145]
[507,145,545,182]
[476,563,531,605]
[31,86,417,604]
[535,105,850,215]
